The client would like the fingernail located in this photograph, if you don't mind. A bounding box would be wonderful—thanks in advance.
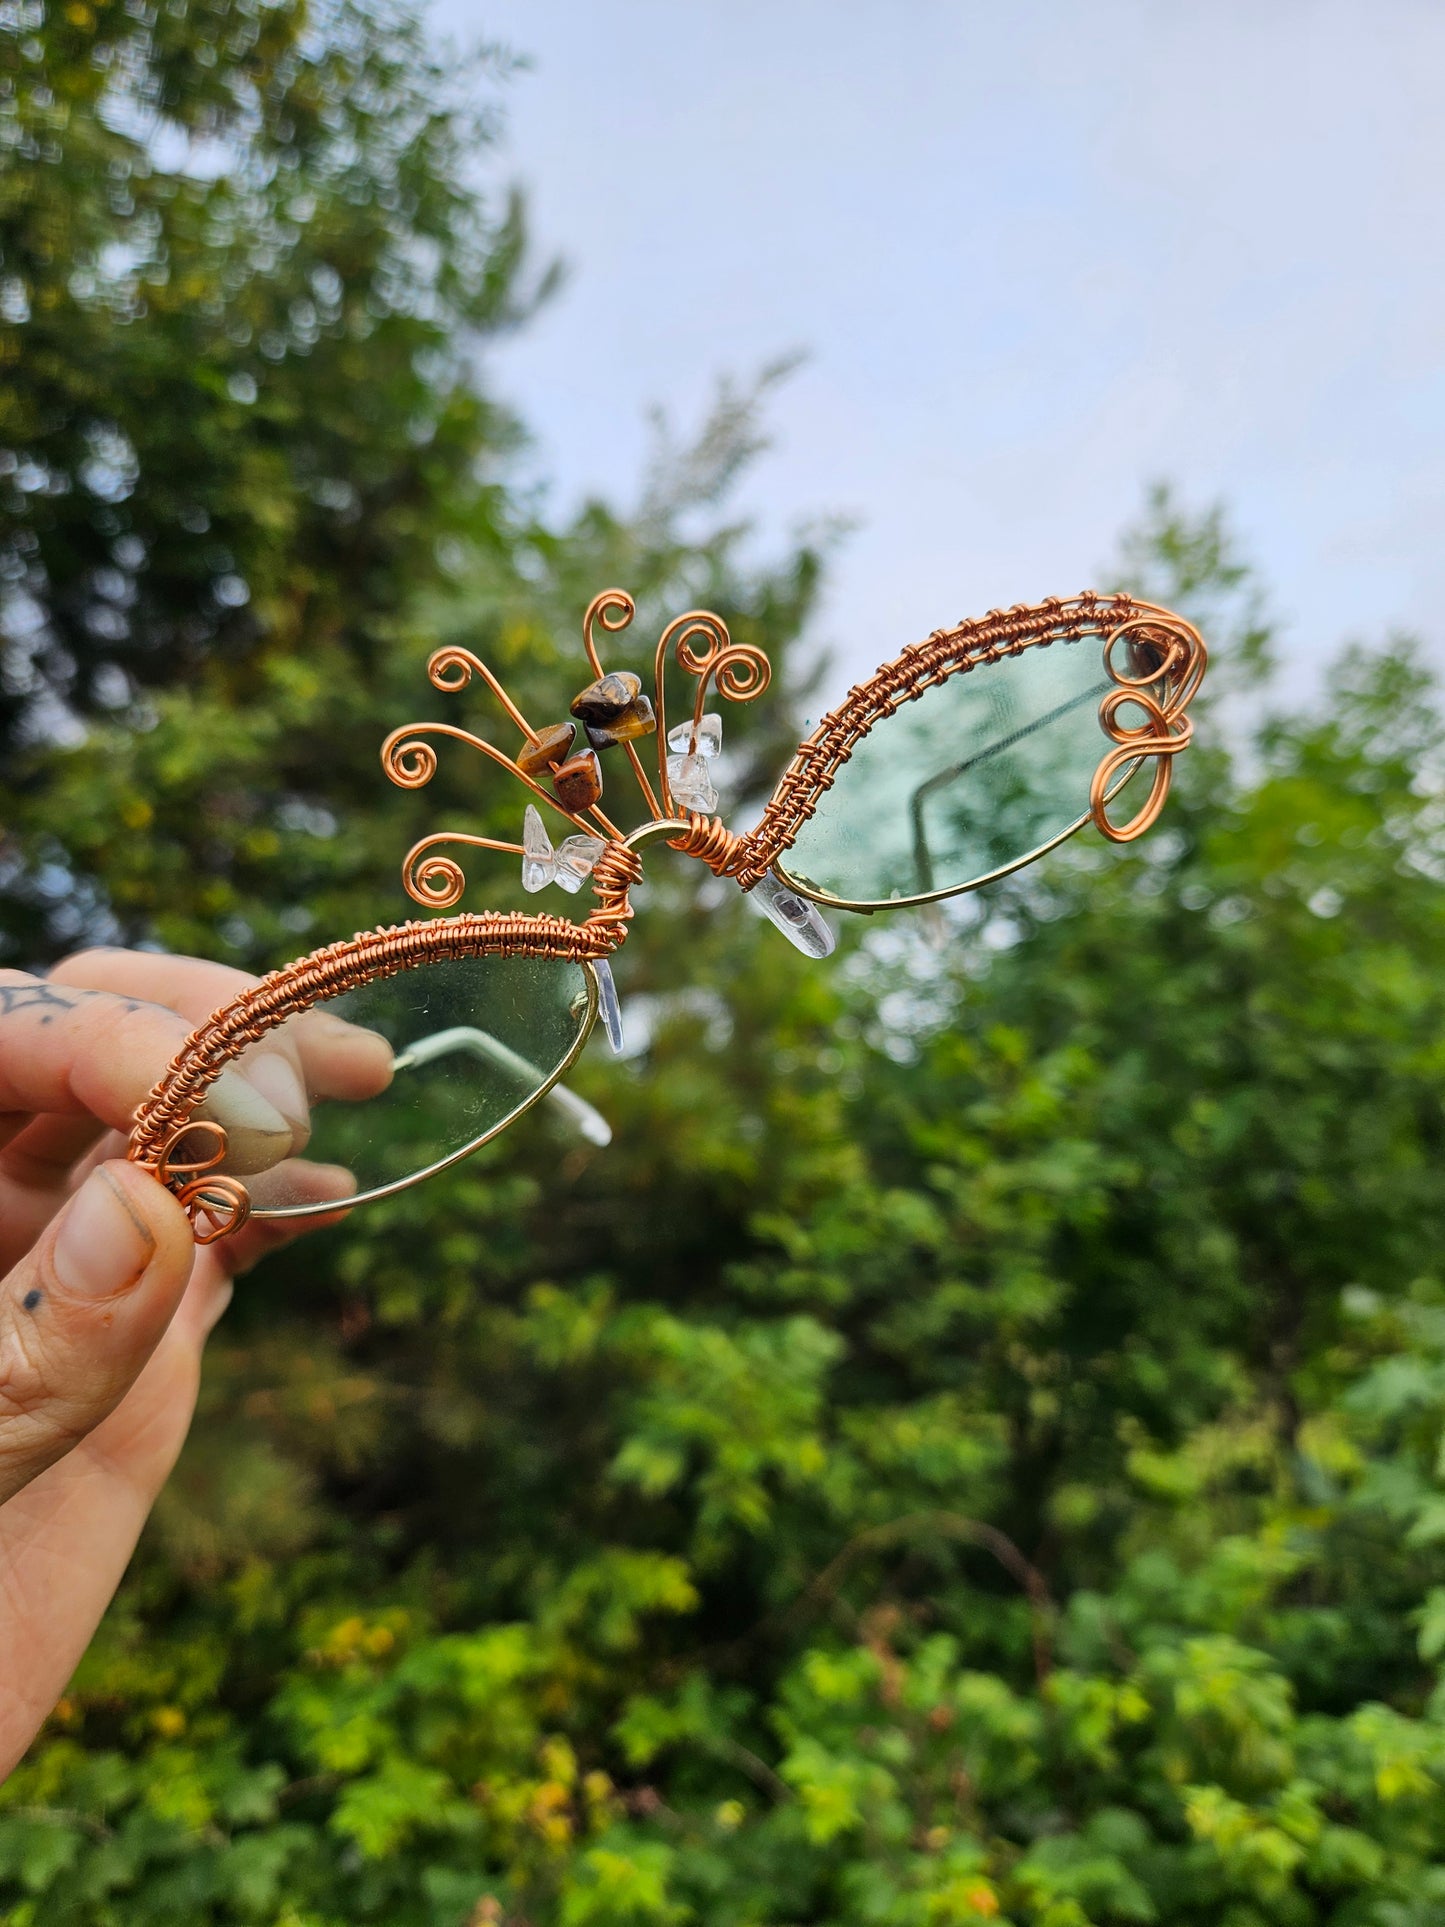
[306,1011,362,1038]
[54,1168,156,1299]
[240,1053,310,1139]
[197,1067,294,1176]
[304,1012,395,1091]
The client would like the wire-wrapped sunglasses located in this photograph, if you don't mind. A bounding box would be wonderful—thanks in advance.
[126,589,1206,1241]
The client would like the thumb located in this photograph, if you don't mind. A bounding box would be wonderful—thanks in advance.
[0,1159,195,1506]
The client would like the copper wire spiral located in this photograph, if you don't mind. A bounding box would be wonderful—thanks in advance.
[382,730,440,788]
[1087,614,1207,842]
[653,610,773,817]
[398,832,528,910]
[699,641,770,706]
[153,1119,252,1246]
[583,589,638,676]
[666,610,731,682]
[405,846,468,908]
[426,643,536,739]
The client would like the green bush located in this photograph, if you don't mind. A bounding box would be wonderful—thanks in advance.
[5,4,1445,1922]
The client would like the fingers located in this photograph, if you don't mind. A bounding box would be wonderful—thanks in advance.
[0,983,300,1233]
[48,948,256,1015]
[0,1159,195,1508]
[290,1008,396,1103]
[51,948,316,1154]
[0,949,391,1267]
[216,1158,359,1244]
[0,1245,225,1778]
[53,947,394,1110]
[0,1149,352,1778]
[0,974,294,1151]
[0,973,197,1134]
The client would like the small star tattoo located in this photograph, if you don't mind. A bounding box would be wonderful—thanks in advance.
[0,983,148,1025]
[0,983,80,1025]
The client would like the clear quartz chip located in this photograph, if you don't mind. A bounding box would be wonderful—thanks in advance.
[667,752,719,814]
[666,712,722,758]
[522,804,554,893]
[553,833,606,894]
[750,869,837,959]
[522,807,603,894]
[592,959,625,1054]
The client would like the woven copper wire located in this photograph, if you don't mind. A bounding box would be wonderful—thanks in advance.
[728,593,1147,889]
[666,811,747,875]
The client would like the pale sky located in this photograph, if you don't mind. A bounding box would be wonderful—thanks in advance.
[428,0,1445,703]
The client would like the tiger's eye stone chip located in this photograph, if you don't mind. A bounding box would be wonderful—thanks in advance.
[552,747,603,813]
[570,671,642,726]
[517,720,577,775]
[583,694,656,751]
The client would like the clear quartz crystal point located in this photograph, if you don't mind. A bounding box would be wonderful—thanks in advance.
[666,752,719,814]
[592,959,625,1054]
[553,833,606,894]
[522,804,555,893]
[666,712,722,758]
[750,868,837,959]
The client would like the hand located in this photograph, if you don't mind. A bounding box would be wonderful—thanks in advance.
[0,948,389,1779]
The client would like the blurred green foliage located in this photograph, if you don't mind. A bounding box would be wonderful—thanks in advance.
[6,3,1445,1924]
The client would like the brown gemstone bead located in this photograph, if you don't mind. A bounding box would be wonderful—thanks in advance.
[583,694,656,751]
[517,720,577,775]
[570,671,643,726]
[552,747,603,813]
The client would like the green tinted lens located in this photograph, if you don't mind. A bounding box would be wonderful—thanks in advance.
[778,636,1137,906]
[209,953,595,1216]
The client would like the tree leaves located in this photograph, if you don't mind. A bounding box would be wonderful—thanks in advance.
[9,5,1445,1923]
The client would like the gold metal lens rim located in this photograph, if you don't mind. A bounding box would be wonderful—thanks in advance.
[772,760,1146,913]
[236,959,602,1222]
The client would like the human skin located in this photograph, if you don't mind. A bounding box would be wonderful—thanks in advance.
[0,948,392,1778]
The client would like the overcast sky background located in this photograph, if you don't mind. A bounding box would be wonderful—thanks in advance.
[427,0,1445,706]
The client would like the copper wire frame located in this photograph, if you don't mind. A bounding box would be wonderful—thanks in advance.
[126,590,1206,1241]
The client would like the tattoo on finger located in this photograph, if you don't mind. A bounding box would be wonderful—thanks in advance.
[0,984,81,1024]
[0,983,147,1025]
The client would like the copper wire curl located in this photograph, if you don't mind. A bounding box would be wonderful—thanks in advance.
[1087,614,1208,842]
[154,1119,252,1246]
[581,589,665,820]
[653,609,771,818]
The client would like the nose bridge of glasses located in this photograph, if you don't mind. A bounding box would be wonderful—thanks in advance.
[614,814,837,959]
